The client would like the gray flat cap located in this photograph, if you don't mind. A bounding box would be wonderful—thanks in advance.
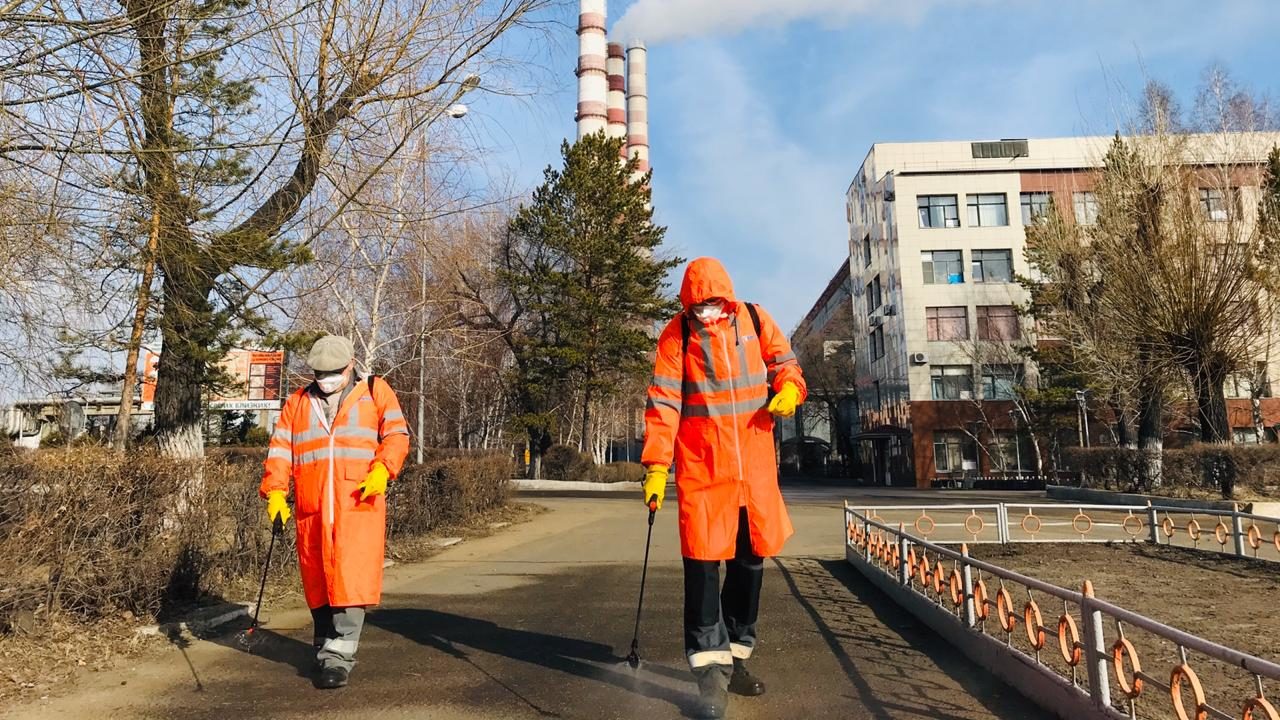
[307,335,354,372]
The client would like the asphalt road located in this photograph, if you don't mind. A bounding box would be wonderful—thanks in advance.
[9,494,1047,720]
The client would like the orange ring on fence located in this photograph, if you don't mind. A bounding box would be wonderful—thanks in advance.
[973,580,990,620]
[996,588,1017,633]
[1057,614,1081,666]
[1214,522,1229,546]
[1122,514,1144,537]
[1021,513,1042,534]
[1247,525,1262,550]
[1024,600,1046,650]
[1187,518,1202,542]
[1111,637,1144,699]
[915,514,936,536]
[949,570,964,607]
[964,514,985,536]
[1072,512,1094,535]
[1274,530,1280,553]
[1244,696,1280,720]
[907,548,918,577]
[918,555,931,586]
[1163,517,1175,538]
[1169,663,1207,720]
[890,545,901,569]
[932,563,946,595]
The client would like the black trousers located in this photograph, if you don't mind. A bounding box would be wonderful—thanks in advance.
[683,508,764,669]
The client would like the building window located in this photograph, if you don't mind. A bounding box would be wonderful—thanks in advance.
[967,193,1009,227]
[988,431,1032,472]
[1072,191,1099,225]
[1199,187,1241,222]
[866,275,882,313]
[972,249,1013,283]
[926,306,969,341]
[868,327,885,362]
[918,195,960,228]
[1019,192,1053,225]
[930,365,973,400]
[981,364,1020,399]
[921,250,964,285]
[977,305,1019,341]
[862,233,872,267]
[873,380,882,408]
[933,431,977,474]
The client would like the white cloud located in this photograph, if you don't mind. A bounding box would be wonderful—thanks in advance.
[613,0,966,44]
[651,42,850,328]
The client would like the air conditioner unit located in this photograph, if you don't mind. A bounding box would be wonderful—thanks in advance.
[884,190,896,202]
[883,304,897,316]
[910,352,928,365]
[868,315,883,327]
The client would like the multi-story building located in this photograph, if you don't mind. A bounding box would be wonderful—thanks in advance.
[838,134,1280,487]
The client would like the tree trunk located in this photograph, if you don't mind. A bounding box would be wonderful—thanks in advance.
[1192,367,1231,444]
[1137,380,1164,490]
[115,210,160,450]
[1114,395,1135,449]
[579,388,593,460]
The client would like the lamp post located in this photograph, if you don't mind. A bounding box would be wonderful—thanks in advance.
[416,76,479,464]
[1075,390,1090,448]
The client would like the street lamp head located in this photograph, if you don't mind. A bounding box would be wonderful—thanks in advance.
[1075,390,1086,403]
[446,103,469,119]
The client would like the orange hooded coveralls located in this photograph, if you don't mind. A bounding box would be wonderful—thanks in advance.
[642,258,807,561]
[260,376,410,609]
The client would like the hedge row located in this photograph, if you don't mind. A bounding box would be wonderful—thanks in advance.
[541,444,643,483]
[0,448,509,635]
[1061,444,1280,498]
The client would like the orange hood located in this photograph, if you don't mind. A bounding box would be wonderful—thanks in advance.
[679,257,737,310]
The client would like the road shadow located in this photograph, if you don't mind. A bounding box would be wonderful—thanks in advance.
[370,604,701,718]
[203,616,316,680]
[774,556,1045,719]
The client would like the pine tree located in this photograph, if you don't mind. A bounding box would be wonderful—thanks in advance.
[501,132,681,468]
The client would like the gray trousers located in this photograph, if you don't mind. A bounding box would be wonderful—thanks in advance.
[311,606,366,672]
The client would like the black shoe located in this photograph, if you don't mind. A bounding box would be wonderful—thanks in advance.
[729,659,766,697]
[692,664,730,719]
[315,666,349,690]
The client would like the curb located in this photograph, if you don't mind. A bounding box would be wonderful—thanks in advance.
[1046,485,1279,514]
[511,479,638,493]
[137,604,252,638]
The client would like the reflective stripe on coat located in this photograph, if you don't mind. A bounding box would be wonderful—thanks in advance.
[642,257,807,561]
[260,376,410,608]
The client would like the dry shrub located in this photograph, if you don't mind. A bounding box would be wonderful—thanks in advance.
[592,462,644,484]
[0,448,509,636]
[1062,444,1280,498]
[387,455,510,538]
[542,444,593,481]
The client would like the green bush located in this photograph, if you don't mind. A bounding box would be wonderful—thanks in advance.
[542,444,594,481]
[1061,447,1146,491]
[592,462,644,484]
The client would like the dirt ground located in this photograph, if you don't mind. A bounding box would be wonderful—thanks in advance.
[968,542,1280,719]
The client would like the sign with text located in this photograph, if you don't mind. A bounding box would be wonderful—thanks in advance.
[141,349,284,411]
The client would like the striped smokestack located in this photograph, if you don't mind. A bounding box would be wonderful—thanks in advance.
[625,41,649,178]
[606,43,627,155]
[576,0,608,139]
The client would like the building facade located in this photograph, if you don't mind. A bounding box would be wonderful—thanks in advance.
[840,134,1280,487]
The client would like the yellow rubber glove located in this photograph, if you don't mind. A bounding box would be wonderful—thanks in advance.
[767,382,801,418]
[265,490,291,527]
[358,462,390,501]
[642,465,668,511]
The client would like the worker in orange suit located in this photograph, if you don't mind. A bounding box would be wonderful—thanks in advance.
[641,257,807,719]
[260,335,410,689]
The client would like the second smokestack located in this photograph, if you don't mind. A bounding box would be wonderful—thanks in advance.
[626,41,649,177]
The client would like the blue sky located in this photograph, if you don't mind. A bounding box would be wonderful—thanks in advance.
[463,0,1280,330]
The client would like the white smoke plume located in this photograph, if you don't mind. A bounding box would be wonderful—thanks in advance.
[612,0,961,44]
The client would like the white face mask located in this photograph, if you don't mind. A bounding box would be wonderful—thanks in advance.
[315,372,349,395]
[693,303,725,323]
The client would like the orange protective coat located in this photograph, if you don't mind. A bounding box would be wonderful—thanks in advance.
[642,258,807,560]
[260,376,410,609]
